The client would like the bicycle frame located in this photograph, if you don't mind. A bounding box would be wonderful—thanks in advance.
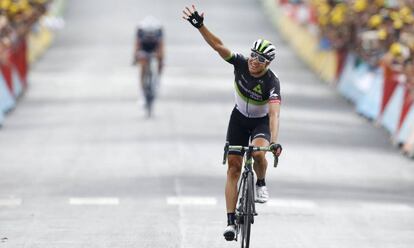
[236,146,257,218]
[222,142,278,247]
[143,54,158,93]
[142,53,159,117]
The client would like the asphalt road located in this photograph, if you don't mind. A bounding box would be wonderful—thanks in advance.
[0,0,413,247]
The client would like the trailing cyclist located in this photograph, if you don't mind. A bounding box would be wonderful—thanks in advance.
[182,5,283,241]
[133,16,164,112]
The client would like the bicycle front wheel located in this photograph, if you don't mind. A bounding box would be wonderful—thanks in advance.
[241,173,254,248]
[143,71,154,117]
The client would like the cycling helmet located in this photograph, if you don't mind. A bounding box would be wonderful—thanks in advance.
[139,15,162,32]
[251,39,276,61]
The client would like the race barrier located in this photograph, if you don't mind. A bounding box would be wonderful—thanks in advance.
[0,0,66,128]
[0,63,16,113]
[402,122,414,157]
[261,0,414,157]
[0,108,3,126]
[337,55,414,157]
[380,80,405,135]
[0,39,29,127]
[398,103,414,155]
[355,67,384,121]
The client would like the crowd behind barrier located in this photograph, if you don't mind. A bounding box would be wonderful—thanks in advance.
[0,0,61,128]
[262,0,414,158]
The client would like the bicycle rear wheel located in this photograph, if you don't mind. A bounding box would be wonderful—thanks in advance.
[240,173,254,248]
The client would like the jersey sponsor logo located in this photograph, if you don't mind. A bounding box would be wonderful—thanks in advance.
[269,88,279,99]
[237,81,263,101]
[253,84,262,94]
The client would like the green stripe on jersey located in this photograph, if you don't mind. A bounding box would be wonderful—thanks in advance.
[224,53,234,61]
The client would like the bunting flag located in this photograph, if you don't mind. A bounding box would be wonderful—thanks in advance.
[336,49,347,80]
[0,52,14,94]
[11,40,28,89]
[380,64,399,115]
[398,87,414,130]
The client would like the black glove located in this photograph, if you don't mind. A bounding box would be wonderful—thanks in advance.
[270,143,282,155]
[187,11,204,29]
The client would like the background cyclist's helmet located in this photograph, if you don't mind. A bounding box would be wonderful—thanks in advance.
[139,15,162,33]
[251,39,276,61]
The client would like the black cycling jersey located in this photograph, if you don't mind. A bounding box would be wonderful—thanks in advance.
[225,53,281,118]
[137,28,163,52]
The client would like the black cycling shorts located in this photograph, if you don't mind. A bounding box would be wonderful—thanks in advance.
[140,40,159,53]
[226,107,270,156]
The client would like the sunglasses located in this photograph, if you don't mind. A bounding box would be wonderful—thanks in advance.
[250,52,268,63]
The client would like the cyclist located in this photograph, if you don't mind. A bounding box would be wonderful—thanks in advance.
[182,5,283,241]
[134,16,164,93]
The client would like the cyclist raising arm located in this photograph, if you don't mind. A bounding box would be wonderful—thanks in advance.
[181,6,231,60]
[183,5,282,241]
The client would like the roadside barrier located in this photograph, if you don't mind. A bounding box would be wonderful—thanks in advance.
[338,54,373,103]
[0,40,27,125]
[0,0,66,128]
[380,81,405,134]
[0,102,3,127]
[356,67,383,120]
[336,54,414,156]
[338,59,414,156]
[402,127,414,157]
[0,65,16,112]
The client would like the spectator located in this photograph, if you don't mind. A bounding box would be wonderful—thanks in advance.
[0,0,50,62]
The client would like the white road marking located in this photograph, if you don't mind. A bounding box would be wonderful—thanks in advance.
[360,202,413,212]
[173,179,187,248]
[69,197,119,205]
[0,198,22,206]
[267,198,317,209]
[167,196,217,206]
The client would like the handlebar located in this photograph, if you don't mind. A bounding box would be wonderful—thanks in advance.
[222,142,281,167]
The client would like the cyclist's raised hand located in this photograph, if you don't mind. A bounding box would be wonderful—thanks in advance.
[182,5,204,29]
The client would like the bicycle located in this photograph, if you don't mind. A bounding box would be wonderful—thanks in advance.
[142,52,159,118]
[222,142,279,248]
